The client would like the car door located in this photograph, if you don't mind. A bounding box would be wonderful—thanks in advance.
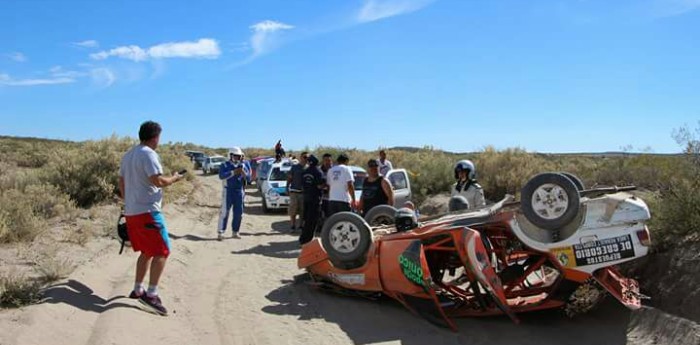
[459,228,519,323]
[385,169,412,207]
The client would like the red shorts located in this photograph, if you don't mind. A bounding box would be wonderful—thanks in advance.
[125,212,171,257]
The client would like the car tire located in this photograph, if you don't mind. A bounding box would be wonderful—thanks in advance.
[363,205,397,227]
[561,172,585,191]
[262,198,270,214]
[321,212,372,270]
[521,172,580,230]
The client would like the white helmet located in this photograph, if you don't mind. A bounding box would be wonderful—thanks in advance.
[454,159,476,180]
[228,147,244,157]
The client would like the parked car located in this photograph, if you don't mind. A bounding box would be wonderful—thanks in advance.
[260,160,293,212]
[189,152,207,169]
[256,158,276,192]
[250,156,273,184]
[202,155,226,175]
[298,172,651,331]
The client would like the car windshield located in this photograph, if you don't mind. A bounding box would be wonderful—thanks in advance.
[353,171,366,190]
[192,152,204,158]
[269,167,289,181]
[211,157,225,163]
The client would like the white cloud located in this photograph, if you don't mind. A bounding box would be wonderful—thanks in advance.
[90,38,221,62]
[246,20,295,61]
[0,73,75,86]
[653,0,700,16]
[357,0,435,23]
[73,40,99,48]
[90,68,116,88]
[6,52,27,62]
[50,66,87,78]
[250,20,295,32]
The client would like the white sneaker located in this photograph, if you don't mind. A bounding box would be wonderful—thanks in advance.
[217,233,223,241]
[232,233,241,239]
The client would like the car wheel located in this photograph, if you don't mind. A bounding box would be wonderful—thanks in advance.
[363,205,397,227]
[561,172,585,191]
[262,198,270,213]
[521,172,581,231]
[321,212,372,270]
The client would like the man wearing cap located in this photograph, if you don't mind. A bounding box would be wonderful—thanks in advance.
[326,153,356,216]
[300,154,324,245]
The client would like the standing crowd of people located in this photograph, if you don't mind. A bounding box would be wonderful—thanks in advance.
[118,122,486,315]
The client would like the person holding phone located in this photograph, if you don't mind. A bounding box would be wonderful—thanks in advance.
[118,121,184,316]
[218,146,249,240]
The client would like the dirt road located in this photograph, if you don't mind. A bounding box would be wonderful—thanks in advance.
[0,173,633,345]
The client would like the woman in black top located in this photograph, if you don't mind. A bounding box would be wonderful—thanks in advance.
[360,159,395,215]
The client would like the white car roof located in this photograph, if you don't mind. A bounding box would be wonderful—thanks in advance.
[348,165,367,173]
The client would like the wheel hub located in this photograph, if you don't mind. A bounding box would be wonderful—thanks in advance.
[531,183,569,220]
[329,221,360,253]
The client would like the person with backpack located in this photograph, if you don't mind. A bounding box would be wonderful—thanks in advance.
[118,121,184,316]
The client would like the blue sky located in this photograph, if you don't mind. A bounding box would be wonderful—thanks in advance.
[1,0,699,153]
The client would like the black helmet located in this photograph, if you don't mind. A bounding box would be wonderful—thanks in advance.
[448,195,470,212]
[307,154,319,166]
[395,207,418,232]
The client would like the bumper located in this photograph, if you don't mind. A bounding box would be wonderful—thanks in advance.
[265,196,290,209]
[594,266,643,310]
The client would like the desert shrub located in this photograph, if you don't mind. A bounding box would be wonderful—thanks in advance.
[474,146,555,201]
[0,189,47,243]
[0,136,80,168]
[43,136,134,208]
[0,270,43,308]
[646,123,700,248]
[34,256,75,283]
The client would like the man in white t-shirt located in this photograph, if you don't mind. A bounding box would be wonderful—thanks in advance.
[326,153,355,216]
[378,150,393,176]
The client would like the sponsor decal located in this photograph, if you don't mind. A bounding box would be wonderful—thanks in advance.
[398,241,426,288]
[552,234,635,268]
[328,272,365,286]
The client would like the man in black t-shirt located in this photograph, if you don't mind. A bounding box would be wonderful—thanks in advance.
[300,155,324,245]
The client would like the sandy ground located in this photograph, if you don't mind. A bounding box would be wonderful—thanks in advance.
[0,173,634,345]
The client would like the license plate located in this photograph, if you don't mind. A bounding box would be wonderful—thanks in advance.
[552,234,635,268]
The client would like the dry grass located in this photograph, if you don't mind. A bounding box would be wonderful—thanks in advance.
[0,270,43,308]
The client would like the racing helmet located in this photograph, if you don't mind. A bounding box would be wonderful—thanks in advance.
[454,159,476,180]
[229,147,244,157]
[395,207,418,232]
[448,195,470,212]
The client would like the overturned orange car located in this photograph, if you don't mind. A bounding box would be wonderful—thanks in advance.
[298,172,650,330]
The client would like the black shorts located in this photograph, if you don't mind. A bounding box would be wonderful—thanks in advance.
[327,201,351,217]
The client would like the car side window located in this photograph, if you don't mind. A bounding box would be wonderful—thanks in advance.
[388,171,407,190]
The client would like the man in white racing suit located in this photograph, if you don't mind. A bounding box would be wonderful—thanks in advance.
[451,159,486,209]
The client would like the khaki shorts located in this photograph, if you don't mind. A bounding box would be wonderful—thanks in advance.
[288,191,304,216]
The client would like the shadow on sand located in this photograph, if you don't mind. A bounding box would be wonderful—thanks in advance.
[168,233,221,242]
[40,280,142,314]
[231,240,300,259]
[261,279,631,345]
